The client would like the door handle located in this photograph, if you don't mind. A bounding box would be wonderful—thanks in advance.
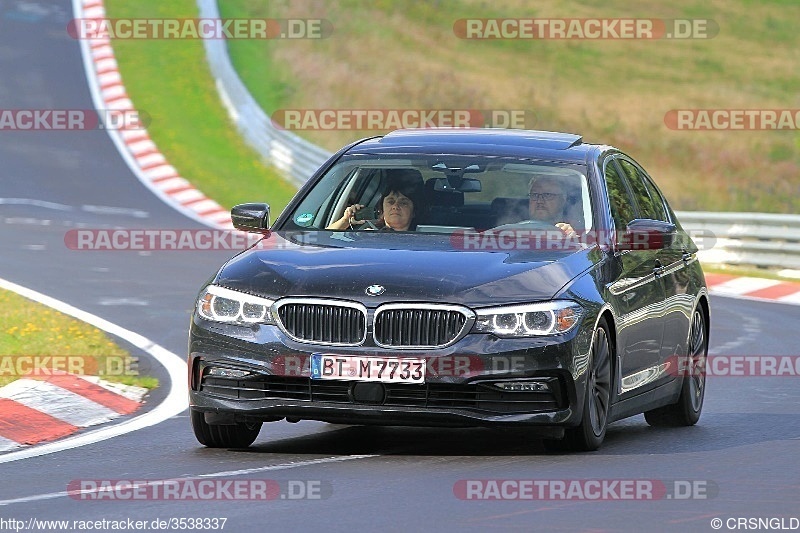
[682,251,694,263]
[653,260,665,277]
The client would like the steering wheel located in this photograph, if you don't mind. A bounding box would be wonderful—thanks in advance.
[360,219,379,230]
[492,220,559,231]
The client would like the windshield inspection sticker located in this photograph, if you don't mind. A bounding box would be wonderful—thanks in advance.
[295,213,314,226]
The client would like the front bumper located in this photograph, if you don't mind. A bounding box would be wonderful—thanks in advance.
[188,314,594,430]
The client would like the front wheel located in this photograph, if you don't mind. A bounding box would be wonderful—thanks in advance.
[191,409,262,448]
[544,318,612,452]
[644,305,708,427]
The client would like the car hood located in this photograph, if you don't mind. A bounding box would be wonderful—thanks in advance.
[214,231,600,308]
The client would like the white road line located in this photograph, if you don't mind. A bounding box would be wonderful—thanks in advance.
[97,297,149,306]
[0,379,120,427]
[0,454,378,506]
[195,454,380,478]
[1,200,149,220]
[0,198,73,211]
[0,276,187,464]
[81,205,149,218]
[4,218,51,225]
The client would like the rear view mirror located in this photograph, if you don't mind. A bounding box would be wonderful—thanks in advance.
[458,178,482,192]
[231,203,270,233]
[432,177,482,193]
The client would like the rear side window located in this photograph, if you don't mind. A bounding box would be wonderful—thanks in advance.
[603,160,636,231]
[619,159,667,222]
[640,174,669,222]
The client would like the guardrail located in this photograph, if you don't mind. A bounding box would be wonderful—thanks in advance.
[196,0,332,187]
[676,211,800,271]
[198,0,799,273]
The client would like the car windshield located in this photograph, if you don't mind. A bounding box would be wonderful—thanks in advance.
[284,154,593,234]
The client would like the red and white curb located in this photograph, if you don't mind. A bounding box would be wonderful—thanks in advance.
[706,273,800,305]
[75,0,233,229]
[0,372,146,453]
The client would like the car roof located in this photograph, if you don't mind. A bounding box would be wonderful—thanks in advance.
[347,128,597,163]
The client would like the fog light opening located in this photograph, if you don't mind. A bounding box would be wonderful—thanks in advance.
[494,381,551,392]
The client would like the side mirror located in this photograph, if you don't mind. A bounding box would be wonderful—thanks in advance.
[616,219,676,251]
[231,203,270,233]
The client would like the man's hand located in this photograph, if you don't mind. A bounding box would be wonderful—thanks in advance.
[556,222,577,237]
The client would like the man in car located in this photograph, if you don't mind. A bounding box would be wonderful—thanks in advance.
[528,176,577,237]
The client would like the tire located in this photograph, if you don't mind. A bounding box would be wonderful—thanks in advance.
[544,318,613,452]
[191,409,262,448]
[644,305,708,427]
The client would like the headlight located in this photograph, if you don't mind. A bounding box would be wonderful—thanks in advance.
[197,285,276,325]
[473,301,583,337]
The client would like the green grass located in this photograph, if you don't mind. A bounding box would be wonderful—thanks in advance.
[0,289,157,389]
[702,264,800,282]
[217,0,800,214]
[104,0,299,216]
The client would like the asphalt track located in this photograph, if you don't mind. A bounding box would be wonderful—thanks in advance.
[0,2,799,531]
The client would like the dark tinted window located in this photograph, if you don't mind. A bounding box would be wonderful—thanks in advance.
[604,160,636,230]
[640,174,668,222]
[619,159,666,221]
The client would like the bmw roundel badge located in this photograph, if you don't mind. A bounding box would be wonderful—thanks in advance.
[365,284,385,296]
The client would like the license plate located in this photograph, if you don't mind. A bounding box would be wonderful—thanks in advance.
[310,354,425,384]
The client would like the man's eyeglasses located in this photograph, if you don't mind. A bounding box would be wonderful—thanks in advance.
[528,192,564,201]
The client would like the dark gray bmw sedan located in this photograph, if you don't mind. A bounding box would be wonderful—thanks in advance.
[188,129,709,451]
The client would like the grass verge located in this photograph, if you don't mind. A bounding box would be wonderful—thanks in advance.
[0,289,157,389]
[104,0,299,216]
[218,0,800,214]
[702,264,800,282]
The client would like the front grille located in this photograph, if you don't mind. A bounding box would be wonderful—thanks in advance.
[374,306,471,347]
[276,300,366,345]
[200,375,564,414]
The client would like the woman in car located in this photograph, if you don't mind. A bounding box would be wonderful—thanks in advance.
[327,178,424,232]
